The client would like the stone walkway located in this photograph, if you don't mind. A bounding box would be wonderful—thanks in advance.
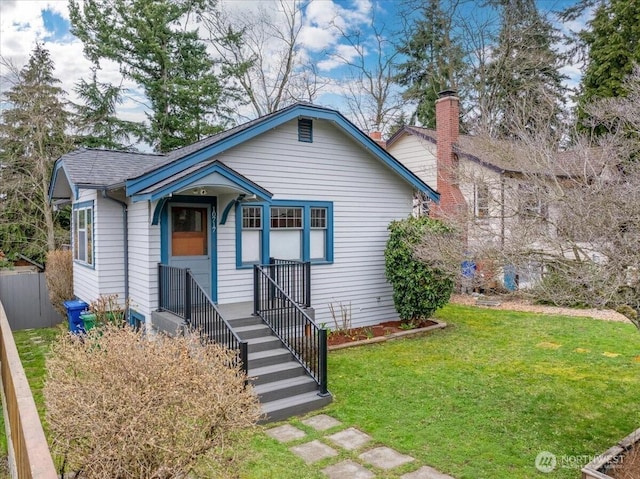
[266,414,455,478]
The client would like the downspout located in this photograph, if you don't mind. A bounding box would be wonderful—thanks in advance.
[102,190,129,319]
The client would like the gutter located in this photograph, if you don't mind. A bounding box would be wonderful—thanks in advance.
[101,190,129,318]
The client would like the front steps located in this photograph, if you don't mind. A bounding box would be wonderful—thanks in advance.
[226,313,332,423]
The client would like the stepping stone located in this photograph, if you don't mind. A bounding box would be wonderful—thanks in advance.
[265,424,306,443]
[323,460,375,479]
[290,440,338,464]
[327,427,372,451]
[401,465,456,479]
[359,446,414,470]
[302,414,342,431]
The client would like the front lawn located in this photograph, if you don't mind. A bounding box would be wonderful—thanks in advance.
[10,306,640,478]
[231,304,640,478]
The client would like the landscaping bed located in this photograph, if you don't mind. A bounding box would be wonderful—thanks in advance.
[327,319,441,348]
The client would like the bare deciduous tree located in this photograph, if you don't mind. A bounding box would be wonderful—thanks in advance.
[414,67,640,328]
[204,0,322,119]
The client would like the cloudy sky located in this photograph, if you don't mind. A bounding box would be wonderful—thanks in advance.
[0,0,585,129]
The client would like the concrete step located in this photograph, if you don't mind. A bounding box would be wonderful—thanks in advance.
[253,375,319,403]
[226,315,263,328]
[248,347,292,369]
[260,390,333,424]
[249,361,306,386]
[246,335,282,353]
[233,324,273,340]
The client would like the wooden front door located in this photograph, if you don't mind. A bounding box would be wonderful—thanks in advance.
[169,205,212,296]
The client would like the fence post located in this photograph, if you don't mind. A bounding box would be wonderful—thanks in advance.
[304,261,311,308]
[240,341,249,385]
[157,263,163,311]
[318,328,329,396]
[184,268,191,322]
[253,265,259,316]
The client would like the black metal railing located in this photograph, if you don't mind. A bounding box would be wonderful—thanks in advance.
[158,264,248,376]
[253,264,328,396]
[256,258,311,308]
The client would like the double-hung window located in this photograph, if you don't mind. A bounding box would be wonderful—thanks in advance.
[73,201,94,266]
[474,183,490,218]
[241,206,263,264]
[237,201,333,267]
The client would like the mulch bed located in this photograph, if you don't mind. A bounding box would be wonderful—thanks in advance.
[327,319,437,347]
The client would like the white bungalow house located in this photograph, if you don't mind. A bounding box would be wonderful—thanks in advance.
[48,102,439,421]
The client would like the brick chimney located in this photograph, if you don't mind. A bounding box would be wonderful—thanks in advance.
[433,89,466,218]
[369,131,385,148]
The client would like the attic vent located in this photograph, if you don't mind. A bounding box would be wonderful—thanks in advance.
[298,118,313,143]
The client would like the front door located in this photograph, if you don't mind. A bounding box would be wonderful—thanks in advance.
[169,204,212,296]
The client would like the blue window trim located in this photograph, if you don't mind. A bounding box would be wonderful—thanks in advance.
[236,200,333,268]
[72,200,95,270]
[128,309,145,329]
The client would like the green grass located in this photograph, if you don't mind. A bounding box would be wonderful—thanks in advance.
[0,326,61,455]
[7,307,640,478]
[229,304,640,478]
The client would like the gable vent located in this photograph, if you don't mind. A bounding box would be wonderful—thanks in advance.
[298,118,313,143]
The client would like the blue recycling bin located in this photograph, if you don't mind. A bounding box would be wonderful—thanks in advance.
[64,299,89,334]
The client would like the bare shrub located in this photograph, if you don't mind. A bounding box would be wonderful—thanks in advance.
[44,250,73,317]
[44,325,261,478]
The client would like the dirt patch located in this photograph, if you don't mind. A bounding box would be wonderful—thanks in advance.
[327,319,437,347]
[450,294,631,323]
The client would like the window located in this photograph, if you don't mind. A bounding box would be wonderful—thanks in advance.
[310,207,328,260]
[241,206,262,264]
[474,183,490,218]
[171,206,208,256]
[298,118,313,142]
[519,184,547,219]
[237,202,333,267]
[270,207,303,260]
[412,192,430,218]
[73,202,93,266]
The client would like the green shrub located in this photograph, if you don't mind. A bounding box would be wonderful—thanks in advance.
[385,216,455,322]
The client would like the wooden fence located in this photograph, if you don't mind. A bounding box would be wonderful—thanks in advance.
[0,299,57,478]
[0,272,62,330]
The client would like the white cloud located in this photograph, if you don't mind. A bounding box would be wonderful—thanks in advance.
[317,43,362,71]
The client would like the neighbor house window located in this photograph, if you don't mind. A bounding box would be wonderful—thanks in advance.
[73,202,94,266]
[236,201,333,267]
[474,183,490,218]
[241,206,262,264]
[519,184,547,218]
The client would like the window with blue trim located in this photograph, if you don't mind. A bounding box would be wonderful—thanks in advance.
[238,202,332,267]
[241,206,262,264]
[73,202,94,266]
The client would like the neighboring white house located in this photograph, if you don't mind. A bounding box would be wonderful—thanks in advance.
[386,91,580,290]
[49,103,439,330]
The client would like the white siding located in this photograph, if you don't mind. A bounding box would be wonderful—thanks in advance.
[213,120,415,328]
[387,134,438,187]
[73,189,99,303]
[72,191,126,306]
[128,200,160,324]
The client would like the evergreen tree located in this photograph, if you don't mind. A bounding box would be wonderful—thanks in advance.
[69,0,230,152]
[73,68,140,150]
[395,0,466,128]
[0,44,74,262]
[575,0,640,126]
[481,0,567,140]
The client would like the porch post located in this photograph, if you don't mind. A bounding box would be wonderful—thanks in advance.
[184,268,191,322]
